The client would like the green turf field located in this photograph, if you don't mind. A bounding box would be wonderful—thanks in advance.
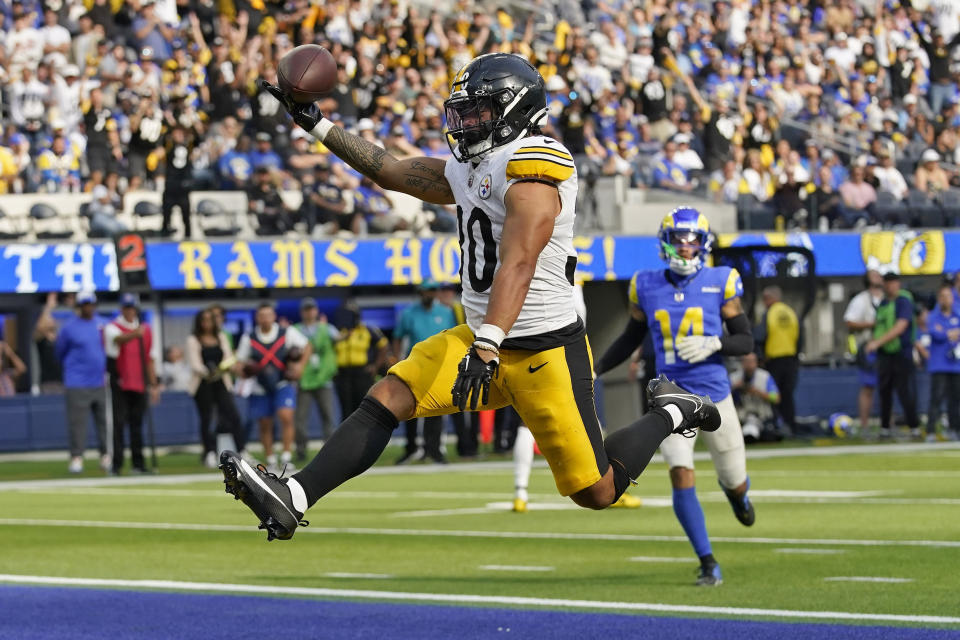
[1,444,959,628]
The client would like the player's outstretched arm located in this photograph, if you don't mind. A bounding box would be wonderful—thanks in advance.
[481,181,559,336]
[259,79,454,205]
[322,126,455,205]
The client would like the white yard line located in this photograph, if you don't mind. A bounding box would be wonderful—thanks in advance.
[753,470,960,478]
[824,577,914,584]
[478,565,555,572]
[745,490,888,498]
[2,517,959,548]
[0,574,954,625]
[628,556,693,563]
[392,507,505,518]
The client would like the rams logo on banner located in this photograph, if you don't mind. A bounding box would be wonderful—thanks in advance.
[860,230,946,275]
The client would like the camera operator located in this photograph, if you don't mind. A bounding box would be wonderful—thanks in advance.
[730,352,782,443]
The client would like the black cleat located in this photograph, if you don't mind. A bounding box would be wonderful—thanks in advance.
[219,451,308,541]
[647,374,721,437]
[696,562,723,586]
[722,477,756,527]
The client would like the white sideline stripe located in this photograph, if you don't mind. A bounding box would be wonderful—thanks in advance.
[628,556,693,563]
[478,565,555,572]
[5,440,959,466]
[774,549,846,555]
[13,488,960,507]
[2,518,960,548]
[824,577,915,584]
[0,574,956,625]
[323,573,393,579]
[2,441,958,491]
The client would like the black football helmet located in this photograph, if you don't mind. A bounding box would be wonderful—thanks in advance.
[444,53,548,162]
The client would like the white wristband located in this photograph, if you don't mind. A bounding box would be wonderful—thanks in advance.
[475,323,506,349]
[308,118,335,142]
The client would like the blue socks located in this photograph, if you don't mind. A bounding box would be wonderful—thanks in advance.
[673,486,712,559]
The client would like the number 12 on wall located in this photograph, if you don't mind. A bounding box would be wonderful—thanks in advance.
[653,306,704,365]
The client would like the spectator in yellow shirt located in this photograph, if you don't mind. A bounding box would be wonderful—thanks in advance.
[0,145,18,194]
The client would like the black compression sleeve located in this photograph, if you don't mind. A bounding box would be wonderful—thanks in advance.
[596,315,648,375]
[720,312,754,356]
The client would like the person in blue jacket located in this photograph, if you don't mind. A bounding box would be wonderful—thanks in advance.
[926,283,960,442]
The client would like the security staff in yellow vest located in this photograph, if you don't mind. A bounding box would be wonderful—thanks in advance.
[333,303,389,418]
[756,286,800,433]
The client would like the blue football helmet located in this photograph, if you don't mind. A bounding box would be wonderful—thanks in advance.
[658,207,712,276]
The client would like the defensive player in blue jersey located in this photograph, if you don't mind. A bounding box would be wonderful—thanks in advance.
[596,207,756,586]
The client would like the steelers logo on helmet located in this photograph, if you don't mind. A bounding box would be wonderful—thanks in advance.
[444,53,548,162]
[658,206,712,276]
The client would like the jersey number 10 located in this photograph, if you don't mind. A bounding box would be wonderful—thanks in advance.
[457,205,497,292]
[654,306,704,365]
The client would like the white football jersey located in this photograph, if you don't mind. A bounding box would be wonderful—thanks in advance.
[444,135,579,339]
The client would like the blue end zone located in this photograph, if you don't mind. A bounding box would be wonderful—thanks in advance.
[4,586,959,640]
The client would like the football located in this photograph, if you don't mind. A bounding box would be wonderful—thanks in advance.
[277,44,338,103]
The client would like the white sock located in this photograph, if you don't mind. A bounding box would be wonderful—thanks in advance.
[280,450,292,464]
[286,477,309,514]
[514,425,534,500]
[663,404,684,430]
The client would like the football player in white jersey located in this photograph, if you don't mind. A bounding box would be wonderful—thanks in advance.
[219,53,721,542]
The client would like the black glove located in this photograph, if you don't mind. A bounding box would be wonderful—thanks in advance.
[451,346,499,411]
[258,79,324,131]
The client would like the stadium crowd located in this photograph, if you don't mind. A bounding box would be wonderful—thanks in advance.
[2,0,960,233]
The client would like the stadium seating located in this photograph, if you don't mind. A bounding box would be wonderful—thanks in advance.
[132,200,164,236]
[906,189,944,228]
[937,189,960,226]
[197,198,241,237]
[736,194,777,230]
[0,207,27,240]
[30,203,75,240]
[872,191,909,227]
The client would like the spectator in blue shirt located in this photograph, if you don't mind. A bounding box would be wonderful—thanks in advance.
[54,291,109,474]
[132,3,173,62]
[217,136,253,190]
[392,280,457,465]
[248,133,284,173]
[652,140,693,192]
[926,284,960,442]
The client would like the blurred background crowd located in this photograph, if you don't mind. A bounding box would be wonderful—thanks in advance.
[3,0,960,233]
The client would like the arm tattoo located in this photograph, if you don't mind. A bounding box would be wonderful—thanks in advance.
[323,126,388,179]
[323,125,454,203]
[402,161,454,200]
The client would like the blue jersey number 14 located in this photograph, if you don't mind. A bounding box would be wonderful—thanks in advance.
[653,306,704,365]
